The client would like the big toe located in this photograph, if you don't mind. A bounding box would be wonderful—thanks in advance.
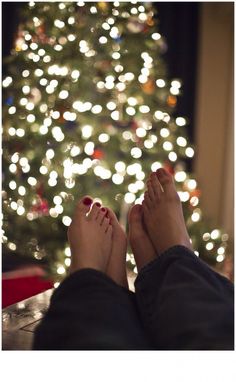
[75,195,93,217]
[156,168,175,194]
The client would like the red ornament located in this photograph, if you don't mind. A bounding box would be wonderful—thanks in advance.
[92,149,104,159]
[31,196,49,216]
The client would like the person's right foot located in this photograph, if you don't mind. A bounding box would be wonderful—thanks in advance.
[128,204,157,271]
[142,168,192,256]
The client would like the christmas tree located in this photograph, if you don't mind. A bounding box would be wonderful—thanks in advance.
[2,1,229,281]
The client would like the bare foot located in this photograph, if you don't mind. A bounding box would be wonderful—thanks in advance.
[68,196,113,274]
[128,204,157,271]
[142,168,192,255]
[105,208,128,288]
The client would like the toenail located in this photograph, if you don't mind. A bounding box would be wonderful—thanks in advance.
[83,197,93,206]
[101,207,106,212]
[95,202,101,207]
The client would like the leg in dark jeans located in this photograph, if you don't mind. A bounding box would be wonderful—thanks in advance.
[33,268,151,350]
[135,245,234,350]
[129,168,234,350]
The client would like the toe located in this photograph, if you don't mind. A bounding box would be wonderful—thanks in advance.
[128,204,142,225]
[102,217,111,232]
[143,190,152,209]
[88,202,101,220]
[147,179,155,201]
[150,172,163,198]
[97,207,107,224]
[156,168,175,194]
[105,207,119,227]
[75,195,93,217]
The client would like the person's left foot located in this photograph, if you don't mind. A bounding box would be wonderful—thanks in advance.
[105,208,128,288]
[68,197,113,274]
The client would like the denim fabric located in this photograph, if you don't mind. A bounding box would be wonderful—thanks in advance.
[33,268,151,350]
[33,246,234,350]
[135,245,234,350]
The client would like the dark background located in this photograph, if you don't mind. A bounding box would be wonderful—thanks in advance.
[2,1,199,142]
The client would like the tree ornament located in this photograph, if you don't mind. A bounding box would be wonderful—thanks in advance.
[92,149,104,160]
[167,95,177,108]
[30,196,49,217]
[141,79,155,94]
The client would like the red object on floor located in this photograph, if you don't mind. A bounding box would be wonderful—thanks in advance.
[2,275,53,308]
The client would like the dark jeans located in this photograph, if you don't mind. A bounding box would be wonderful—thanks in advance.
[33,246,234,350]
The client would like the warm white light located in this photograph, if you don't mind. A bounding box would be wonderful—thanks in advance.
[9,164,17,173]
[135,128,146,138]
[70,146,80,157]
[22,70,30,77]
[177,137,187,147]
[106,102,116,113]
[27,114,35,123]
[99,133,110,143]
[124,193,136,204]
[57,265,66,275]
[11,201,18,210]
[16,128,25,137]
[18,186,26,196]
[186,147,194,158]
[154,110,164,120]
[176,117,186,126]
[22,85,30,94]
[126,107,136,116]
[160,128,170,138]
[84,142,94,155]
[99,36,107,44]
[217,247,225,255]
[131,147,142,158]
[71,70,80,79]
[211,229,220,240]
[151,162,162,172]
[112,174,124,185]
[54,19,65,28]
[152,33,161,40]
[156,79,165,88]
[39,165,48,175]
[191,212,200,222]
[144,140,154,149]
[206,242,214,251]
[46,149,55,159]
[48,178,57,187]
[17,206,25,216]
[163,142,173,151]
[3,76,13,87]
[111,110,119,120]
[28,177,37,186]
[91,105,102,114]
[115,161,126,173]
[178,191,190,202]
[139,105,150,114]
[59,90,69,99]
[9,181,17,190]
[216,254,225,262]
[187,179,197,190]
[168,152,177,162]
[9,106,16,115]
[175,171,187,182]
[52,126,65,142]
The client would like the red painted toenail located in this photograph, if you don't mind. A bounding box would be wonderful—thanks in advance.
[95,202,101,207]
[101,207,106,212]
[83,197,92,205]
